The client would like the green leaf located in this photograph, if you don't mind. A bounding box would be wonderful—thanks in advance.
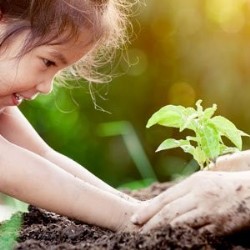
[192,147,207,168]
[195,99,203,113]
[0,213,22,250]
[219,144,239,155]
[197,122,221,160]
[156,139,191,152]
[156,138,181,152]
[147,100,250,169]
[186,136,197,142]
[203,104,217,119]
[211,116,247,149]
[146,105,186,128]
[179,143,195,155]
[239,130,250,137]
[179,109,198,131]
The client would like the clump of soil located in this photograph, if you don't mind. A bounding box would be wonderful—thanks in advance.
[2,182,250,249]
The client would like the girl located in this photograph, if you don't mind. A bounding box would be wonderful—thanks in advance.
[0,0,142,232]
[1,0,250,237]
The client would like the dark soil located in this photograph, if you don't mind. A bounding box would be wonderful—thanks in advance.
[1,182,250,249]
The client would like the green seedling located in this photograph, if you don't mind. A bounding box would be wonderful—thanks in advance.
[147,100,249,169]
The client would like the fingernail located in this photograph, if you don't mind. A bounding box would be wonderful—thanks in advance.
[130,215,139,224]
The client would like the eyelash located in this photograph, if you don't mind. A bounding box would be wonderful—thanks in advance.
[42,58,56,68]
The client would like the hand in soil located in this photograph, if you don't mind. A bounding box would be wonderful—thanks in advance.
[208,150,250,171]
[131,171,250,236]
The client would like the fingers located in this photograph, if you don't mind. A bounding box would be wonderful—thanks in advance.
[198,224,217,235]
[130,200,162,225]
[171,210,230,236]
[140,194,197,233]
[198,222,233,236]
[170,209,212,229]
[210,151,250,172]
[133,170,250,235]
[131,180,191,225]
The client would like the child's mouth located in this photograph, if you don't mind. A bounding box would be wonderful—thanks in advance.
[12,93,24,106]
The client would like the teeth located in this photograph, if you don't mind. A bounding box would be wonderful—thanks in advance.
[14,93,23,101]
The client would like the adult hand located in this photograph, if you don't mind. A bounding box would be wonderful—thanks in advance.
[131,171,250,235]
[208,150,250,171]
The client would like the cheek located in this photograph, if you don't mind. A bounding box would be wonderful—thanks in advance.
[4,67,38,92]
[0,69,17,93]
[0,59,33,83]
[0,54,41,93]
[16,60,41,83]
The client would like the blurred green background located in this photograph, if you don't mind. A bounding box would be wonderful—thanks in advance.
[21,0,250,188]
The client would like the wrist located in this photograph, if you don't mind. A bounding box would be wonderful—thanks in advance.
[112,202,141,232]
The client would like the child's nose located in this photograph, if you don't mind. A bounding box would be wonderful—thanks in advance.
[36,80,53,95]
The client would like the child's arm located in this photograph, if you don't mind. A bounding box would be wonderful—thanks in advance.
[0,133,139,231]
[44,150,138,201]
[0,107,137,202]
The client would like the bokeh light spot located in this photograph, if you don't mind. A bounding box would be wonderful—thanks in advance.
[206,0,245,33]
[168,82,196,107]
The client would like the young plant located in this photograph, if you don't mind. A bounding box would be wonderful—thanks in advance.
[147,100,249,169]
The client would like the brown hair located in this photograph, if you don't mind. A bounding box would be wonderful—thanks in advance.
[0,0,134,83]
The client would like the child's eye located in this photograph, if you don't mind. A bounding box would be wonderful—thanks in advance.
[43,58,56,68]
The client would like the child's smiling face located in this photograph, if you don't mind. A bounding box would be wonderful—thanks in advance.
[0,29,93,110]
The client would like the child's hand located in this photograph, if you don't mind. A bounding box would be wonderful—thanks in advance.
[117,219,141,232]
[130,171,250,236]
[115,201,144,232]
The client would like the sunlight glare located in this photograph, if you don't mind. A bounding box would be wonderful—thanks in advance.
[206,0,245,33]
